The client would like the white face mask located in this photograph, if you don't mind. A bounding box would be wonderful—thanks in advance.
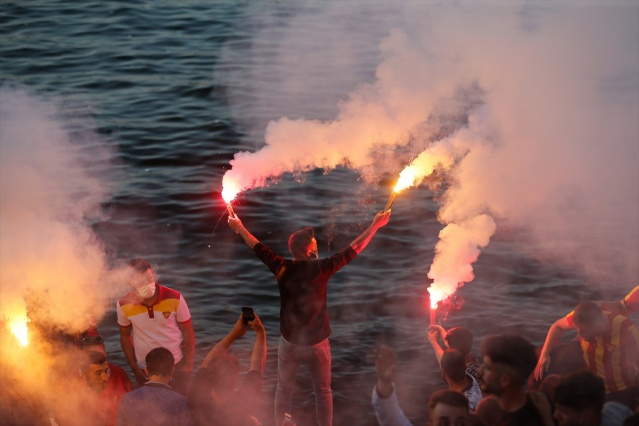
[135,282,156,299]
[129,272,156,299]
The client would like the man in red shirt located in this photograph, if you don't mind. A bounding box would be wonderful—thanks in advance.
[78,327,132,426]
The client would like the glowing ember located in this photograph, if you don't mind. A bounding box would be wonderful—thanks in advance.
[9,317,29,347]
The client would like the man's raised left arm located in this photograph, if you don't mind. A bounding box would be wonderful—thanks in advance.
[350,210,391,254]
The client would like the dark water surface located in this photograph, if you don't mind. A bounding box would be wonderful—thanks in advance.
[1,2,634,425]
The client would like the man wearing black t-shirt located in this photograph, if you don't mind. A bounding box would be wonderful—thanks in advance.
[475,335,553,426]
[229,210,390,426]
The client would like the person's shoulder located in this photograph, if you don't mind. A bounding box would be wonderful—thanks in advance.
[156,284,182,300]
[108,363,127,375]
[475,395,502,422]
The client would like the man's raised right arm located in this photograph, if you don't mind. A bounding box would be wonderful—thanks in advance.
[228,214,259,249]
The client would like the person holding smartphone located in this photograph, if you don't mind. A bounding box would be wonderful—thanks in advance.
[188,309,267,426]
[228,209,390,426]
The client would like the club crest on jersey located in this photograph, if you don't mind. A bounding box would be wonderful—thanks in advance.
[163,312,171,319]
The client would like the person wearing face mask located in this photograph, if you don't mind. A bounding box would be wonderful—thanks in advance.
[228,209,390,426]
[116,258,195,396]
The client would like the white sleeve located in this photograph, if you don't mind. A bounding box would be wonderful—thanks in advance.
[371,384,414,426]
[116,301,131,327]
[176,295,191,323]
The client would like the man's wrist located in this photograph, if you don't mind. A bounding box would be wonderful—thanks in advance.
[376,381,393,399]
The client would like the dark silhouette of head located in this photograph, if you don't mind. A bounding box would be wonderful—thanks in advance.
[129,257,151,273]
[553,370,605,426]
[480,334,537,387]
[204,355,240,394]
[445,327,474,356]
[145,347,174,378]
[288,227,315,258]
[441,349,467,382]
[427,389,469,424]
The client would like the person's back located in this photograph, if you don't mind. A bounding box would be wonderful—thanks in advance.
[116,347,190,426]
[117,384,189,426]
[229,210,390,426]
[255,242,356,346]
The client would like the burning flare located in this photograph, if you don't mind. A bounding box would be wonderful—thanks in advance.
[384,164,424,211]
[7,313,29,347]
[221,178,240,205]
[221,178,240,218]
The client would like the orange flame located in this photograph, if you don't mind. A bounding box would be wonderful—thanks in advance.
[8,316,29,347]
[394,165,420,193]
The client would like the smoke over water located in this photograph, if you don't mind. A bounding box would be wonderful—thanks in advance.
[221,2,639,301]
[0,86,129,414]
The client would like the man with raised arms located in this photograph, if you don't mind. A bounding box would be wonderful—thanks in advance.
[228,209,390,426]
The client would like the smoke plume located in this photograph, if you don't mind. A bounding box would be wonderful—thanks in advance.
[219,1,638,300]
[0,86,129,352]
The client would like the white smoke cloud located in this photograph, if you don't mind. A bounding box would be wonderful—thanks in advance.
[0,86,129,340]
[219,1,638,298]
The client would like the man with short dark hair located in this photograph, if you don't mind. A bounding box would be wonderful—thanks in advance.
[428,389,476,426]
[117,258,195,394]
[441,349,482,413]
[78,327,131,426]
[51,351,114,426]
[427,325,482,384]
[229,210,390,426]
[534,300,639,408]
[553,369,633,426]
[475,335,553,426]
[116,347,190,426]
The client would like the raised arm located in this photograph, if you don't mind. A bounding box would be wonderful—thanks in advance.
[228,214,260,249]
[374,344,397,398]
[248,313,267,374]
[350,210,391,254]
[426,325,448,366]
[201,314,249,368]
[533,315,572,381]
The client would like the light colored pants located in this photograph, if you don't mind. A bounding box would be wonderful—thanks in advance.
[274,336,332,426]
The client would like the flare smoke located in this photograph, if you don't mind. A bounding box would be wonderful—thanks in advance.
[220,1,639,301]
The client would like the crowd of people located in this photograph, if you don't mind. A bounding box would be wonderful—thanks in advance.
[1,207,638,426]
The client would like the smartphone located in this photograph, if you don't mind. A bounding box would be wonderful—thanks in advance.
[242,306,255,324]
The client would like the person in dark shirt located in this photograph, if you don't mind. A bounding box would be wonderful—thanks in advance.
[116,347,190,426]
[228,209,390,426]
[189,310,267,426]
[475,335,553,426]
